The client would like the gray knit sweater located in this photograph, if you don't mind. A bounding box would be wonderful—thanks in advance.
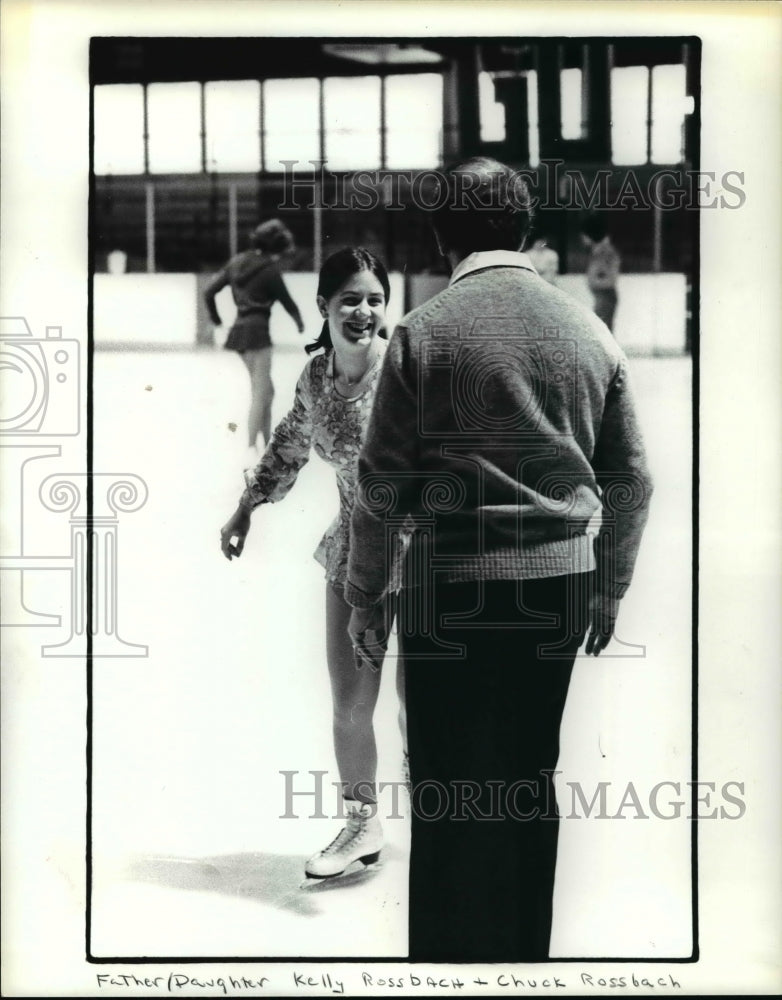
[345,255,653,608]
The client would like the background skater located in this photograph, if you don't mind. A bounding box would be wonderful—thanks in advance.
[205,219,305,454]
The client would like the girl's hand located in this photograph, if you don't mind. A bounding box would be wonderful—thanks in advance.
[348,604,388,672]
[220,506,251,560]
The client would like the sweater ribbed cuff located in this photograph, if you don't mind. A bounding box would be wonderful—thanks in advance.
[597,579,630,600]
[343,580,384,609]
[239,488,266,512]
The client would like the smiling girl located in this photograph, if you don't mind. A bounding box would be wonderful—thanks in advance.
[219,247,405,884]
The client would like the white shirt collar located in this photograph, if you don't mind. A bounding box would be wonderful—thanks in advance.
[448,250,538,286]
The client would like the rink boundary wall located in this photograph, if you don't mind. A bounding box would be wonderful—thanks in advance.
[93,271,688,356]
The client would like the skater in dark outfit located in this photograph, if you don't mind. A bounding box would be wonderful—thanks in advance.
[205,219,305,452]
[346,158,653,961]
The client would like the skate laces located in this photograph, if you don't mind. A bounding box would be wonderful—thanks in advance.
[319,808,368,855]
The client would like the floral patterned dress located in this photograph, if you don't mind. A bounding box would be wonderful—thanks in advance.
[241,345,404,588]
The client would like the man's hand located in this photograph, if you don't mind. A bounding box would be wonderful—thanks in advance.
[348,604,388,672]
[585,591,621,656]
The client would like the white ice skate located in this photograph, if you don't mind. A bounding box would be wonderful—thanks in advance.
[301,799,383,886]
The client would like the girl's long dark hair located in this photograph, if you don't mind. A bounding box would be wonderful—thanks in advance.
[305,247,391,355]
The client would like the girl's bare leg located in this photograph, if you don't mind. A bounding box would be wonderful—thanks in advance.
[241,347,274,448]
[325,583,388,804]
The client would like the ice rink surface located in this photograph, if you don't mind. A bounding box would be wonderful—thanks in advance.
[91,344,693,959]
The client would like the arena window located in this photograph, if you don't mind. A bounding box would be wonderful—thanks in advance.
[651,63,689,164]
[93,84,145,174]
[323,75,382,170]
[611,62,689,165]
[478,70,505,143]
[560,67,584,140]
[204,80,261,173]
[147,82,202,173]
[385,73,443,169]
[263,77,321,173]
[479,68,540,168]
[610,65,650,165]
[526,70,540,168]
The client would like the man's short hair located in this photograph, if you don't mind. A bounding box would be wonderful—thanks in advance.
[431,157,533,258]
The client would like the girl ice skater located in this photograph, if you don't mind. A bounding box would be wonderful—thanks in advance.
[205,219,305,453]
[220,247,406,883]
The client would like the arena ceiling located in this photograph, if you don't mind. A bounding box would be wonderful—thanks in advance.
[90,37,688,84]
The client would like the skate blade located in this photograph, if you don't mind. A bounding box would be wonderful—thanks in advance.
[299,853,383,890]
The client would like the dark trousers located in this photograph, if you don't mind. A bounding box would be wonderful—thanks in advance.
[400,574,592,963]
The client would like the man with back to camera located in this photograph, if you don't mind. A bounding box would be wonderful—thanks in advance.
[345,157,654,962]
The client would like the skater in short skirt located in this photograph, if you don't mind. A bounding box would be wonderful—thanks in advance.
[204,219,305,452]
